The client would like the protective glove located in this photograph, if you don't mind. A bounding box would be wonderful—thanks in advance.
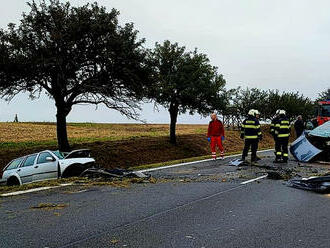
[207,137,211,142]
[221,136,225,141]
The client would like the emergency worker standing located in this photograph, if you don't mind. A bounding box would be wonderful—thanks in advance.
[241,109,262,164]
[270,110,280,157]
[207,113,225,160]
[274,110,291,163]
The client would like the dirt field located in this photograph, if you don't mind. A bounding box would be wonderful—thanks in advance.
[0,123,275,170]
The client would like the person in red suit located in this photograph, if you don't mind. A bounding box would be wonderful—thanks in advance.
[207,113,225,160]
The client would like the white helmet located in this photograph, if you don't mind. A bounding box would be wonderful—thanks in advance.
[276,109,281,115]
[248,109,255,116]
[279,109,286,115]
[254,109,260,115]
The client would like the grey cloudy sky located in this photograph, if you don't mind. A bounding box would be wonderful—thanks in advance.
[0,0,329,123]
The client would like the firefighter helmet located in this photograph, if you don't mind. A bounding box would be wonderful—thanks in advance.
[248,109,255,116]
[254,110,260,116]
[279,109,286,115]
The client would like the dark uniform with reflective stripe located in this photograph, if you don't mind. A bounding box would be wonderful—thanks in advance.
[275,116,291,162]
[270,117,279,137]
[270,116,280,157]
[241,116,262,162]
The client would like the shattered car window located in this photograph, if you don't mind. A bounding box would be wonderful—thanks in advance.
[52,151,65,159]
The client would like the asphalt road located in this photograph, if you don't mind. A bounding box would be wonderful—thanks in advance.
[1,152,330,248]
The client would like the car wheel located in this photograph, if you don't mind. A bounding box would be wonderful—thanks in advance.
[7,177,20,186]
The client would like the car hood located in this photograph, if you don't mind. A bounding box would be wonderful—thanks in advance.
[63,149,91,159]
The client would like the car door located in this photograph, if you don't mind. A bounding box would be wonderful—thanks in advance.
[3,158,24,183]
[33,152,58,182]
[17,154,38,184]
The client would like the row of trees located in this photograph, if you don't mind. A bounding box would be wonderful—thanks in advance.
[220,88,316,127]
[0,1,326,151]
[0,0,226,150]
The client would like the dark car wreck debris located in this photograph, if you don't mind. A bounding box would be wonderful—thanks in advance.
[290,121,330,162]
[80,167,150,180]
[288,176,330,193]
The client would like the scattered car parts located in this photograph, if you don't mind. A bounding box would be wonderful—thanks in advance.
[288,176,330,193]
[80,167,150,179]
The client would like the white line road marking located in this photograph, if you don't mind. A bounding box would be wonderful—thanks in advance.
[138,149,274,173]
[240,175,268,185]
[0,183,73,197]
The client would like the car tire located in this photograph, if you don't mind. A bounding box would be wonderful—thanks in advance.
[7,177,20,186]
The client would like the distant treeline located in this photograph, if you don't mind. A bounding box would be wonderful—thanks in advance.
[219,87,316,127]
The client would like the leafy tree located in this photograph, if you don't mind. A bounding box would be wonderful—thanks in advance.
[279,92,314,121]
[150,41,226,144]
[221,88,314,125]
[316,88,330,101]
[236,87,268,118]
[0,0,153,151]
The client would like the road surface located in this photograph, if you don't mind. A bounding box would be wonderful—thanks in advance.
[1,151,330,248]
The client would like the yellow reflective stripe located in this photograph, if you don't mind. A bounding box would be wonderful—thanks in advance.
[275,131,279,134]
[283,153,288,157]
[258,132,262,135]
[245,135,258,139]
[243,125,259,129]
[275,124,280,127]
[276,152,282,155]
[246,120,255,124]
[281,121,289,124]
[278,134,290,137]
[280,125,290,129]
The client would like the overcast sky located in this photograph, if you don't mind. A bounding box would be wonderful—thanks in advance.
[0,0,329,123]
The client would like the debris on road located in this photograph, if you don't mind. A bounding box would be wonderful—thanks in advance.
[288,176,330,193]
[80,167,150,179]
[31,203,68,210]
[266,170,293,180]
[229,159,243,166]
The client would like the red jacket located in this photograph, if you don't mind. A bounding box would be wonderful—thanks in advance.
[207,119,225,137]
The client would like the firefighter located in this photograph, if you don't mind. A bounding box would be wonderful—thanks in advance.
[270,110,280,157]
[274,110,291,163]
[254,109,262,161]
[207,113,225,160]
[270,110,280,137]
[241,109,262,164]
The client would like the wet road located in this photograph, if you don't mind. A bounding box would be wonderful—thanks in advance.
[1,152,330,248]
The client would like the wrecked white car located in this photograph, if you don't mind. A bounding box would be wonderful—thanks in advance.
[0,149,95,186]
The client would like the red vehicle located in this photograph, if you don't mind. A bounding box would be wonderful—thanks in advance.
[315,100,330,126]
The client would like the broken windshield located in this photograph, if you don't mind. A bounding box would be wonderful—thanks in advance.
[52,151,65,159]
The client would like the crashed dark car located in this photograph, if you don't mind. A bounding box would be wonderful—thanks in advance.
[0,149,95,186]
[290,121,330,162]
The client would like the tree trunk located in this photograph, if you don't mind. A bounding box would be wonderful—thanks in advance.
[169,103,179,145]
[56,105,71,152]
